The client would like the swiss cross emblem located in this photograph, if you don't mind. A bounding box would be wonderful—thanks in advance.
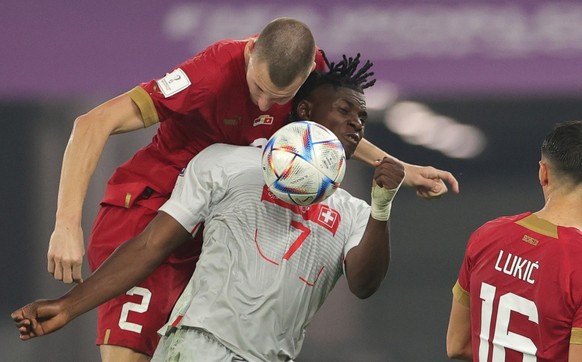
[318,205,338,229]
[253,115,274,126]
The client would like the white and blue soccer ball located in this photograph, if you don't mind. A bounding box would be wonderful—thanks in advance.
[262,120,346,206]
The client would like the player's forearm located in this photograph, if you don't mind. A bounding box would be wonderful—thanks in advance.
[60,234,170,319]
[345,218,390,299]
[352,138,399,167]
[59,214,189,319]
[352,139,435,189]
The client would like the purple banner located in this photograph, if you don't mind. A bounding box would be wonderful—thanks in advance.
[3,0,582,99]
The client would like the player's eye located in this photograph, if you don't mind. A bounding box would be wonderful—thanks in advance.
[359,112,368,123]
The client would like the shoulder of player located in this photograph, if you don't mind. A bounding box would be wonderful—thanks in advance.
[209,37,249,56]
[476,212,531,232]
[178,38,247,86]
[198,144,258,160]
[314,47,327,71]
[198,144,261,173]
[327,188,369,212]
[189,38,247,67]
[181,145,260,187]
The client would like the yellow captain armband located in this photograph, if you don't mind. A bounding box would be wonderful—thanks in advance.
[127,86,159,127]
[571,328,582,345]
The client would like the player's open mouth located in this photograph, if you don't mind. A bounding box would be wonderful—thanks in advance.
[345,133,360,144]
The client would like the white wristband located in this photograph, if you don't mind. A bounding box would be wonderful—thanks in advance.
[370,183,401,221]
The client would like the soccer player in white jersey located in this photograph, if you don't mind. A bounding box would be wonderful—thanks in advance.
[447,121,582,361]
[12,54,405,361]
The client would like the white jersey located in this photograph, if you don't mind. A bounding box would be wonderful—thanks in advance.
[159,144,370,362]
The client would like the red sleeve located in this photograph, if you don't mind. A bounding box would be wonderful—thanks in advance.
[314,47,327,72]
[457,227,483,293]
[137,41,233,121]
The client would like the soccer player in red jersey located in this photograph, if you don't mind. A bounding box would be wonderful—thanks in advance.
[447,121,582,362]
[16,51,405,361]
[45,17,458,361]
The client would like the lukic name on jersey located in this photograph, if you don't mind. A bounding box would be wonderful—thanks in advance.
[494,249,539,284]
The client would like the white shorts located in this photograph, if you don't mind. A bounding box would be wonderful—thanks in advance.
[151,327,247,362]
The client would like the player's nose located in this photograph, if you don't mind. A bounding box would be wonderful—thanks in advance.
[347,115,364,130]
[257,96,275,111]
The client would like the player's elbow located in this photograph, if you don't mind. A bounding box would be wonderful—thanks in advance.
[446,341,472,360]
[348,277,383,299]
[345,264,388,299]
[345,251,390,299]
[72,112,112,139]
[352,287,377,300]
[72,113,92,132]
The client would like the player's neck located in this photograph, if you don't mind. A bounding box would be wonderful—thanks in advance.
[535,193,582,230]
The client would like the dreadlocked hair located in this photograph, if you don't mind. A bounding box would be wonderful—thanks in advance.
[292,51,376,118]
[324,50,376,91]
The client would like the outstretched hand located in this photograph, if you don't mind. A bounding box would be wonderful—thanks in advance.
[351,139,459,199]
[11,300,70,341]
[402,163,459,199]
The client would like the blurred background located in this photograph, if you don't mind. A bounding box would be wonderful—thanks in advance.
[2,0,582,361]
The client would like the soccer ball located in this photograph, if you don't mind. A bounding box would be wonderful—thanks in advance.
[262,120,346,206]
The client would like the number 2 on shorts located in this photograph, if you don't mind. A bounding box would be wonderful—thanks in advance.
[118,286,152,333]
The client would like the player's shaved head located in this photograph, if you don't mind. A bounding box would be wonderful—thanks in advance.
[253,17,316,88]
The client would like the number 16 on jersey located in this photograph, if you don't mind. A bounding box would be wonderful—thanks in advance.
[478,282,539,361]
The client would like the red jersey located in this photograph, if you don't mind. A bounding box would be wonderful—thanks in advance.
[454,212,582,361]
[102,38,326,210]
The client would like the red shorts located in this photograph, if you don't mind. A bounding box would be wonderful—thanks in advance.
[87,202,202,356]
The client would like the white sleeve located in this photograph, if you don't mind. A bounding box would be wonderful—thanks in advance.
[343,199,371,257]
[159,145,230,234]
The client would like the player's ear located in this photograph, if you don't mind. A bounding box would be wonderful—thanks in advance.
[245,38,256,65]
[539,160,549,186]
[248,38,256,53]
[296,100,311,120]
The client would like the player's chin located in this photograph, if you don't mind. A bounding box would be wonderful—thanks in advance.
[343,145,356,159]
